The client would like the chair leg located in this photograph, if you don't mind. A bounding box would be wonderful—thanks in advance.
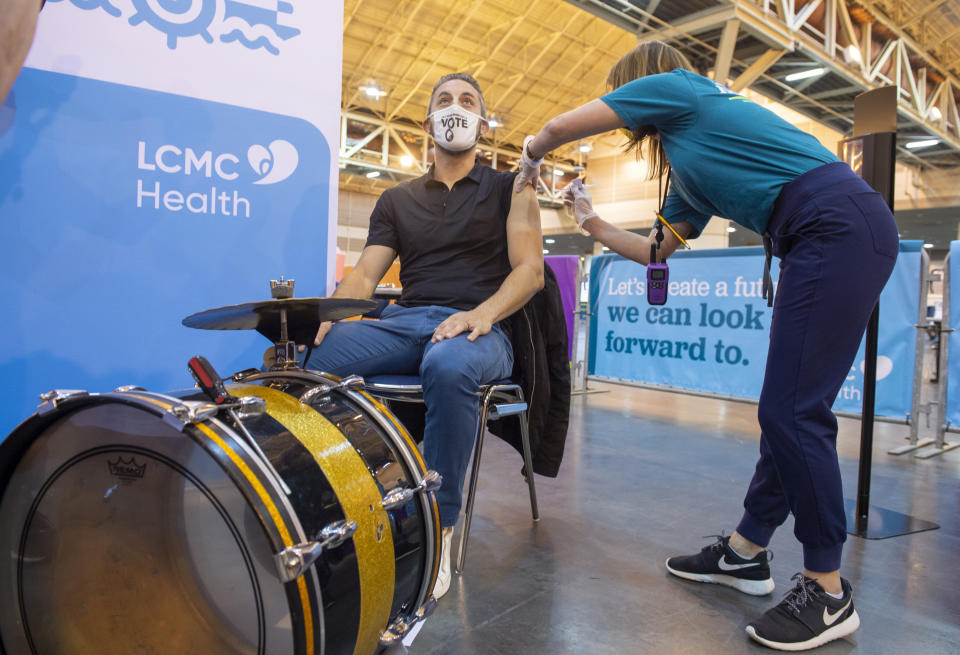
[518,406,540,521]
[454,388,494,575]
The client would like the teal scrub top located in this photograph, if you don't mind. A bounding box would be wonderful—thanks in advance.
[600,69,840,238]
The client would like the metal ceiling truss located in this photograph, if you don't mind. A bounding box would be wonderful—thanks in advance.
[568,0,960,165]
[339,111,579,206]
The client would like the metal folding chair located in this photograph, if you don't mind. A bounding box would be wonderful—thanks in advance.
[364,375,539,573]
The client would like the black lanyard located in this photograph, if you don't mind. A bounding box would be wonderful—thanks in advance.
[651,169,671,264]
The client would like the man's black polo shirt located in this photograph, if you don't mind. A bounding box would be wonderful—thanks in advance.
[365,160,517,310]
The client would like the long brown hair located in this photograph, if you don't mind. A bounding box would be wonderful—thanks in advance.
[606,42,692,180]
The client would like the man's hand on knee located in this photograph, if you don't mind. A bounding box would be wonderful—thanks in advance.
[297,321,333,352]
[431,310,492,343]
[314,321,333,346]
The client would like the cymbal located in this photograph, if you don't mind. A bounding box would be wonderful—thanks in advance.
[182,297,378,344]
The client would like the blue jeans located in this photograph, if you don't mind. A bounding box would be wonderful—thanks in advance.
[302,304,514,527]
[735,163,898,572]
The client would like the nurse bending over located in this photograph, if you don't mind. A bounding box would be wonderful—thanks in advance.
[516,41,898,652]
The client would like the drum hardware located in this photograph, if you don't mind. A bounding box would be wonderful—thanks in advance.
[167,400,223,426]
[379,596,439,647]
[37,388,89,413]
[234,394,267,419]
[181,279,377,370]
[271,276,296,299]
[268,279,310,370]
[187,354,291,494]
[114,385,146,392]
[298,374,366,404]
[274,519,359,583]
[381,470,442,510]
[231,367,262,382]
[186,355,267,419]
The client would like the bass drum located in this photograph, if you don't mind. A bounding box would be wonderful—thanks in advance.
[0,369,440,655]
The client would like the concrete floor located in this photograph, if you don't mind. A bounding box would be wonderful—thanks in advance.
[408,381,960,654]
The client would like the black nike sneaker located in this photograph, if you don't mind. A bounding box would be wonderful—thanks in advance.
[665,534,775,596]
[746,574,860,651]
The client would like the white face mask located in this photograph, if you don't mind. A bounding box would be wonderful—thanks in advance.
[428,105,484,153]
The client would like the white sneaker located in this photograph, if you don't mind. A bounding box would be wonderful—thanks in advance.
[433,527,454,599]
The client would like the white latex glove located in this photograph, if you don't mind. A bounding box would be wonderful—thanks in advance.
[562,178,598,228]
[513,135,542,192]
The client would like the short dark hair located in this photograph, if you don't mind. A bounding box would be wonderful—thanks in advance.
[428,73,486,117]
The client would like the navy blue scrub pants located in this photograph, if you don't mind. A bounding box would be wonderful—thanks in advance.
[735,162,899,573]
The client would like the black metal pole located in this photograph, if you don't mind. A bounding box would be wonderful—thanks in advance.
[855,304,880,536]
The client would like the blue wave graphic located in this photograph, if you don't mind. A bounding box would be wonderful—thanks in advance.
[224,0,301,40]
[220,30,280,56]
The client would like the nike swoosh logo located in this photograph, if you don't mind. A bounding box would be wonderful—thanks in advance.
[717,558,759,571]
[823,598,852,626]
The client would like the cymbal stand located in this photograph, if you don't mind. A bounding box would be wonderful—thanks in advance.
[270,277,301,369]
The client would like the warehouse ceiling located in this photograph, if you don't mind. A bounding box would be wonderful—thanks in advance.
[340,0,638,193]
[339,0,960,235]
[575,0,960,167]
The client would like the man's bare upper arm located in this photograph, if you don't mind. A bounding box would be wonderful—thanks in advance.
[337,244,396,298]
[506,185,543,271]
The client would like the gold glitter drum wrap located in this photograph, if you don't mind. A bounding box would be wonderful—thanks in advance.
[232,384,395,655]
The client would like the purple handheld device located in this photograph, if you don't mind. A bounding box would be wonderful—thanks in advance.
[647,264,668,305]
[647,243,668,305]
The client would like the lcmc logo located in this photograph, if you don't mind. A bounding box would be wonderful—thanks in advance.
[248,139,299,185]
[47,0,302,54]
[135,138,299,218]
[137,138,299,184]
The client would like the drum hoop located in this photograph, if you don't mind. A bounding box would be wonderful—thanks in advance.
[1,392,325,655]
[236,369,339,386]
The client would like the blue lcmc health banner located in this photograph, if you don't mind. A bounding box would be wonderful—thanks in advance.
[0,69,331,433]
[947,241,960,428]
[589,242,921,418]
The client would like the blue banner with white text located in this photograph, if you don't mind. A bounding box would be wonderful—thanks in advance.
[0,69,331,433]
[588,243,921,418]
[947,241,960,428]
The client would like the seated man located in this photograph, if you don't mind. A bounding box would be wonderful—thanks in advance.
[305,72,543,598]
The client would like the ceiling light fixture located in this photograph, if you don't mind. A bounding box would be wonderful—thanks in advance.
[545,238,556,244]
[928,106,943,121]
[923,243,935,249]
[844,45,861,64]
[784,68,825,82]
[727,226,736,233]
[579,142,592,153]
[400,155,413,168]
[487,117,500,128]
[362,85,386,98]
[366,170,380,178]
[905,139,939,150]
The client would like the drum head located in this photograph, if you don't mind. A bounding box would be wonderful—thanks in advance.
[0,402,296,655]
